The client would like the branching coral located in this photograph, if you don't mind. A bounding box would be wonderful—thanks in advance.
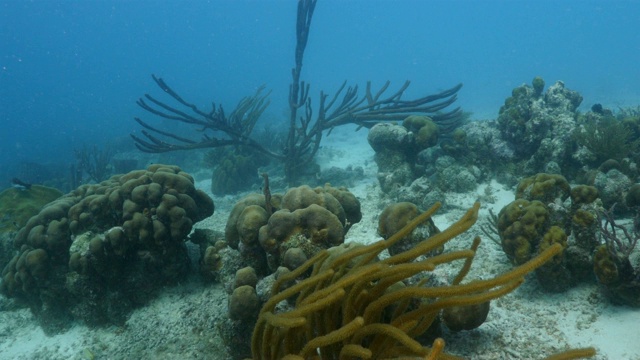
[251,202,595,359]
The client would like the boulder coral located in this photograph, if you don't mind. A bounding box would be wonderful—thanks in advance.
[0,164,214,334]
[223,184,361,275]
[368,117,441,193]
[367,123,415,193]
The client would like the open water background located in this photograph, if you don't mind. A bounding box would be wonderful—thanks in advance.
[1,0,639,175]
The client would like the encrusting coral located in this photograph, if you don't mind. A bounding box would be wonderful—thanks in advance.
[250,202,596,359]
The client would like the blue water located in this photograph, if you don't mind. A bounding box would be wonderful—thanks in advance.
[1,0,639,173]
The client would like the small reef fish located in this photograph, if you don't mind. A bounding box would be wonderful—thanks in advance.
[11,177,32,190]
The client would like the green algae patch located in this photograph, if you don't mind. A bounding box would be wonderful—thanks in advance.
[0,185,63,233]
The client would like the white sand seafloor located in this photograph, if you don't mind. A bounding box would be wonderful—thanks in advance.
[1,125,640,360]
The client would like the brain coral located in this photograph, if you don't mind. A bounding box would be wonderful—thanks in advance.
[0,164,214,334]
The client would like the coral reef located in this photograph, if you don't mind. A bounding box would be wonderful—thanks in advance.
[223,184,361,276]
[573,116,640,166]
[594,206,640,307]
[423,77,640,189]
[402,115,440,150]
[0,164,214,334]
[250,202,594,359]
[591,169,633,213]
[367,122,417,193]
[515,173,571,204]
[497,199,550,265]
[497,78,582,170]
[228,266,261,321]
[206,147,268,195]
[366,116,484,216]
[215,183,361,359]
[367,115,474,195]
[498,174,601,292]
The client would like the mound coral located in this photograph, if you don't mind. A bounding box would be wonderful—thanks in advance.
[0,164,214,333]
[223,184,361,275]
